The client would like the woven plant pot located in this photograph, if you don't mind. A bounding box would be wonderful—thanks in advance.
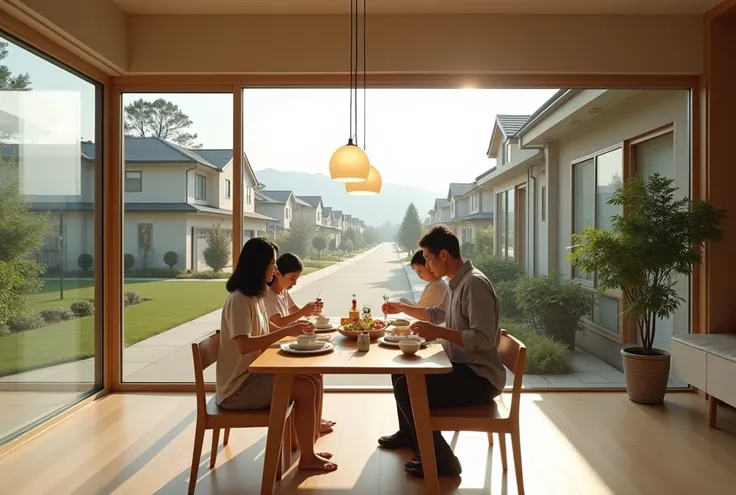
[621,347,671,405]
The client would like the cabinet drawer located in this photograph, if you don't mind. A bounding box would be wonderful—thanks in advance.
[670,340,707,390]
[707,354,736,406]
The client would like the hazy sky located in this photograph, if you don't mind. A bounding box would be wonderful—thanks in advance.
[5,34,557,190]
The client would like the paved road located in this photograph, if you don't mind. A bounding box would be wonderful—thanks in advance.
[289,243,415,388]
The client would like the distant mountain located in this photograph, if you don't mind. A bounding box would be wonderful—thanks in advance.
[254,168,441,227]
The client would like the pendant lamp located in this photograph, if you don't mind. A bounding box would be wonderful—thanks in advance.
[346,164,381,195]
[329,0,371,183]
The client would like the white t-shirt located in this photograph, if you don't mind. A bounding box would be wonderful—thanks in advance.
[216,290,270,402]
[263,285,296,319]
[416,278,449,308]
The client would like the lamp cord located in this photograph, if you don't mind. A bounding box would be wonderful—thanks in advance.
[353,0,359,146]
[348,0,354,142]
[363,0,367,151]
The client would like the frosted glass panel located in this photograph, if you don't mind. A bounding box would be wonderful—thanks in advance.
[596,148,623,231]
[638,132,674,180]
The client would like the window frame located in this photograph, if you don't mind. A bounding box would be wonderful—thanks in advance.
[496,182,525,262]
[541,185,547,222]
[195,173,207,201]
[224,178,231,199]
[245,185,252,204]
[125,170,143,193]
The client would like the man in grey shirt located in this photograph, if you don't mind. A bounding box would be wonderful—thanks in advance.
[380,226,505,478]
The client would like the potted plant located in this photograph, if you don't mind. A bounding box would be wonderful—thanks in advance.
[514,271,593,349]
[569,174,725,404]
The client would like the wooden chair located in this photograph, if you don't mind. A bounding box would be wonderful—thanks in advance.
[188,331,295,494]
[430,330,527,494]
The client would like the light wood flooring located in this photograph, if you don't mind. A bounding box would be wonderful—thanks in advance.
[1,392,735,495]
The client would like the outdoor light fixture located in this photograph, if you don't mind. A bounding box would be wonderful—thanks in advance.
[346,164,382,195]
[329,0,372,183]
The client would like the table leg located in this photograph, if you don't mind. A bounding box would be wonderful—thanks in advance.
[406,374,440,495]
[260,374,294,495]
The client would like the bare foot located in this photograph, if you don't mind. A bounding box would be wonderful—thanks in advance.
[317,452,333,459]
[299,453,338,472]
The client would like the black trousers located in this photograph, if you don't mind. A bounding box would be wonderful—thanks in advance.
[391,363,501,467]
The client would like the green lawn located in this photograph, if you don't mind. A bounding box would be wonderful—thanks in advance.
[0,279,228,377]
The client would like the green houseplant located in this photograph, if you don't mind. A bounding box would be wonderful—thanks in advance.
[569,174,725,404]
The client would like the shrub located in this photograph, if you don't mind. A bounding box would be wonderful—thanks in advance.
[39,308,74,323]
[176,270,229,280]
[513,272,593,349]
[502,320,574,375]
[328,238,337,251]
[163,251,179,269]
[7,314,44,332]
[460,242,475,259]
[203,223,231,272]
[339,239,354,252]
[474,253,525,283]
[495,279,521,319]
[70,300,95,317]
[124,254,135,271]
[77,253,93,273]
[124,291,143,306]
[311,235,328,257]
[0,325,10,337]
[474,226,494,257]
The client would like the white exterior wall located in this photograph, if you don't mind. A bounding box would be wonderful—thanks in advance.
[124,213,188,269]
[256,203,286,229]
[552,90,690,352]
[126,163,187,203]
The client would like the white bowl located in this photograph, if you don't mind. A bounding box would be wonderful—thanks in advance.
[291,341,325,351]
[398,339,421,355]
[297,334,318,346]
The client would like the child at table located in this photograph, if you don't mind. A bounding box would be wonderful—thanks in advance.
[217,238,337,472]
[401,250,448,308]
[264,252,335,435]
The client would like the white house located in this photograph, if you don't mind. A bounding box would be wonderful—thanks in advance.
[297,196,343,245]
[427,183,493,245]
[477,89,690,366]
[11,136,277,272]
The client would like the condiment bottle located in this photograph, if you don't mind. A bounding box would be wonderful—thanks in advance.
[357,332,371,352]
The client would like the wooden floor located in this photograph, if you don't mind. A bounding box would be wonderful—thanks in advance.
[1,392,736,495]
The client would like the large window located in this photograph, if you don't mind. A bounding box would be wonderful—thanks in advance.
[496,186,516,259]
[0,33,102,443]
[121,92,232,383]
[125,170,142,192]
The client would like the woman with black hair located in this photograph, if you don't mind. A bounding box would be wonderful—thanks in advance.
[217,238,337,472]
[265,252,335,436]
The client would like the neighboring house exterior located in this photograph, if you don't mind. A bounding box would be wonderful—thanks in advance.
[255,190,305,233]
[6,136,277,272]
[428,183,493,245]
[297,196,343,244]
[476,89,690,367]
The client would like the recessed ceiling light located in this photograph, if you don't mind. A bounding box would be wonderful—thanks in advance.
[589,108,602,114]
[571,120,580,125]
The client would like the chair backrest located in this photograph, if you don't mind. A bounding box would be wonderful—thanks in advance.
[191,330,220,416]
[499,329,527,419]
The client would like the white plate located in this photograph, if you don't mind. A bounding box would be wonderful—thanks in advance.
[280,342,335,355]
[314,323,336,332]
[378,336,426,347]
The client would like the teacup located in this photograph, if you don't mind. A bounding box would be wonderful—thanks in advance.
[392,325,410,336]
[297,334,318,346]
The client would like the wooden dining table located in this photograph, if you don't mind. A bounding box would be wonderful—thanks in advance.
[249,318,452,495]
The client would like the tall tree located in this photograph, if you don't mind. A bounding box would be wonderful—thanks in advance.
[124,98,201,148]
[0,42,46,327]
[398,203,424,254]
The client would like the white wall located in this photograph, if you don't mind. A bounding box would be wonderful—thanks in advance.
[552,90,690,348]
[126,163,187,203]
[256,203,286,228]
[123,212,187,269]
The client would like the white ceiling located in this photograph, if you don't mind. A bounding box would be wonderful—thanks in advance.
[112,0,723,15]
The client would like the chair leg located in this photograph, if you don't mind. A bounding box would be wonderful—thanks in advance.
[510,429,525,495]
[283,418,292,469]
[209,428,221,469]
[188,424,206,495]
[290,417,299,453]
[486,431,494,445]
[224,428,231,446]
[276,446,284,481]
[498,433,508,472]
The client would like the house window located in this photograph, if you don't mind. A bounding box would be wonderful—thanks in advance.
[317,211,322,223]
[541,186,547,222]
[245,186,252,204]
[592,294,621,333]
[285,207,291,220]
[195,174,206,200]
[224,179,231,199]
[451,202,455,215]
[125,171,142,192]
[571,147,623,281]
[504,141,512,164]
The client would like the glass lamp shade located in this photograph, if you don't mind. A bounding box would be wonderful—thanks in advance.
[346,165,382,195]
[329,143,371,183]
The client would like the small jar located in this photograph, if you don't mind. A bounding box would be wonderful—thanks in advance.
[357,332,371,352]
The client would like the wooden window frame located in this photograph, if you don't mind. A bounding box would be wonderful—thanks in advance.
[496,182,526,263]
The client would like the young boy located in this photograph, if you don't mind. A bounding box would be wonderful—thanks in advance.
[403,249,448,309]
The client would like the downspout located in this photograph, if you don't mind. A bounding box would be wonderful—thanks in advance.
[527,165,537,277]
[185,164,198,270]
